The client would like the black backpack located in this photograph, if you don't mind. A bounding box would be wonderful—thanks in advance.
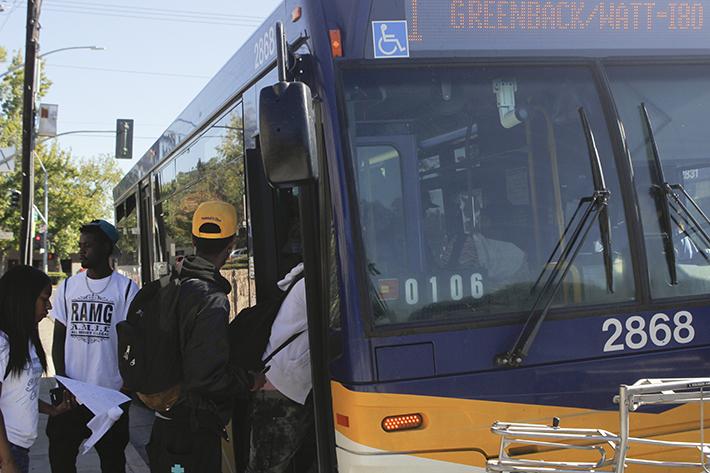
[116,272,184,411]
[229,274,304,373]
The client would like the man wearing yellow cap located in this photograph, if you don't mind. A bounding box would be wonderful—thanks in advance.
[147,201,265,473]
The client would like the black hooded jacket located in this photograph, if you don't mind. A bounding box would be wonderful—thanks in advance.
[177,255,253,425]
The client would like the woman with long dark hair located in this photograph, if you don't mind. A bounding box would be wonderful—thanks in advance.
[0,265,70,473]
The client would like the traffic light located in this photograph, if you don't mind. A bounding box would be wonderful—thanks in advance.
[115,119,134,160]
[9,189,20,208]
[33,233,42,250]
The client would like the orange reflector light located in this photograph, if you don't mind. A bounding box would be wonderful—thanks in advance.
[329,29,343,57]
[381,413,423,432]
[336,413,350,427]
[292,7,302,22]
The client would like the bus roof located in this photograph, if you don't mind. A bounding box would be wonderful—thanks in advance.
[113,2,287,202]
[114,0,710,201]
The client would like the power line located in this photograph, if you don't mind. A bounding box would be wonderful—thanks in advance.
[57,134,156,139]
[17,2,265,26]
[44,0,266,22]
[45,62,211,79]
[0,0,19,36]
[20,0,266,22]
[39,7,260,26]
[62,120,166,127]
[40,5,263,25]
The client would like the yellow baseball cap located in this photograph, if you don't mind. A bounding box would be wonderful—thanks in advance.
[192,201,237,239]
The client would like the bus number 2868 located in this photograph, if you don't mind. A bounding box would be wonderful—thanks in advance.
[602,311,695,352]
[254,27,276,70]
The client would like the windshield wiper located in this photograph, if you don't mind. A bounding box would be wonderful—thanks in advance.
[496,107,613,368]
[641,102,710,280]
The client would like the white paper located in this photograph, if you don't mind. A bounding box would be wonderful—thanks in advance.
[82,406,124,454]
[55,376,130,415]
[55,376,130,454]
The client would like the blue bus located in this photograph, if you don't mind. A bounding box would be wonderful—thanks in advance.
[114,0,710,471]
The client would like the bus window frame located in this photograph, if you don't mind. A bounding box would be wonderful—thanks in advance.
[317,106,344,336]
[138,179,153,285]
[114,190,141,285]
[333,57,658,338]
[592,60,649,305]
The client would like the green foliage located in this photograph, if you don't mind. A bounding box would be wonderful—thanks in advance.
[46,271,68,285]
[0,49,121,260]
[157,111,247,257]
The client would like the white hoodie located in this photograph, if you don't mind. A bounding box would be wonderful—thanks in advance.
[262,263,311,404]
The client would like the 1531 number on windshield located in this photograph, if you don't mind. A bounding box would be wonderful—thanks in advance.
[602,311,695,352]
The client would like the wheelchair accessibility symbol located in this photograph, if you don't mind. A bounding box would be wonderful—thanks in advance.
[372,20,409,59]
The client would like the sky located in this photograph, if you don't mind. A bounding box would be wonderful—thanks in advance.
[0,0,282,176]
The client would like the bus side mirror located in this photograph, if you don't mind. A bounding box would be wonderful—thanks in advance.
[259,81,317,187]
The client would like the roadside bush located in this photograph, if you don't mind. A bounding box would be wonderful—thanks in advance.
[47,271,68,285]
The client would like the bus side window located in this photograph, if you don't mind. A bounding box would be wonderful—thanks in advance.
[150,102,252,317]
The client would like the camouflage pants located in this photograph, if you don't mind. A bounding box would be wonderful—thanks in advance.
[246,390,315,473]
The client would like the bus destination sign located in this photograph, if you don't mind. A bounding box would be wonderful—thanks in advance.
[406,0,709,52]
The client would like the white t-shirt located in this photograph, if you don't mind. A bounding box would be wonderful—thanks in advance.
[0,333,43,449]
[52,272,138,390]
[263,263,312,405]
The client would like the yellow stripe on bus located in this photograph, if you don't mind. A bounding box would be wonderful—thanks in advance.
[331,381,710,469]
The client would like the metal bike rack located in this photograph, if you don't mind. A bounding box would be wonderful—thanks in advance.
[487,378,710,473]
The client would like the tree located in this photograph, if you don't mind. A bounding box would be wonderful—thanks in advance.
[0,49,121,271]
[0,50,51,149]
[157,112,247,256]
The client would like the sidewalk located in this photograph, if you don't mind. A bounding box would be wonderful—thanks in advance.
[33,318,152,472]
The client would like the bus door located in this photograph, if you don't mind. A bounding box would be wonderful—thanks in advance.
[237,141,304,471]
[245,144,303,299]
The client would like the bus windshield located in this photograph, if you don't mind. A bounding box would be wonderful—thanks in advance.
[607,64,710,300]
[343,65,636,327]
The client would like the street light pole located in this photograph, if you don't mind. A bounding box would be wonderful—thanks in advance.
[42,158,47,272]
[37,129,115,144]
[11,43,104,265]
[0,45,105,80]
[36,154,48,273]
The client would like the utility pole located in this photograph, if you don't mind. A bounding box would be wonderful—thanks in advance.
[19,0,41,265]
